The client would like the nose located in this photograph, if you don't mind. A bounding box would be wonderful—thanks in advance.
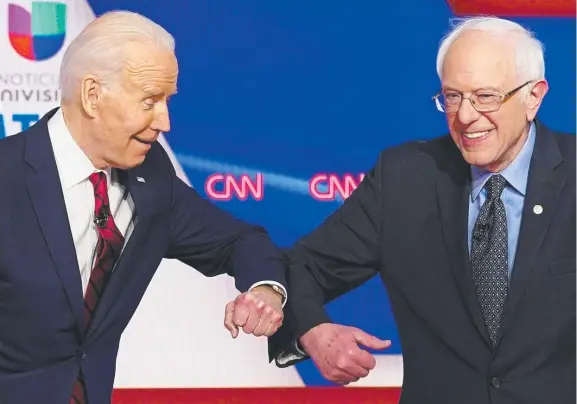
[150,102,171,133]
[456,98,480,126]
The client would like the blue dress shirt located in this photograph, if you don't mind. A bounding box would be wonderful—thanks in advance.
[467,122,536,280]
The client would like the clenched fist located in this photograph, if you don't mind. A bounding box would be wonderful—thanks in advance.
[224,286,284,338]
[300,323,391,385]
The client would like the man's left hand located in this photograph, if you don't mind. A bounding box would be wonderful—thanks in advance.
[224,286,284,338]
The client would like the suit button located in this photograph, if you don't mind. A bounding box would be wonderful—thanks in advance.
[491,377,501,389]
[79,350,86,360]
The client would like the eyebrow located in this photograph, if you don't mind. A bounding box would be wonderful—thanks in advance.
[144,88,163,96]
[143,89,178,99]
[442,85,502,93]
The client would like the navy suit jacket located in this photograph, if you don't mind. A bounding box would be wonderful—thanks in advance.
[0,108,287,404]
[270,121,575,404]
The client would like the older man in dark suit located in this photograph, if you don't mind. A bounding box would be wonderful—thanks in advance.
[0,11,288,404]
[270,16,575,404]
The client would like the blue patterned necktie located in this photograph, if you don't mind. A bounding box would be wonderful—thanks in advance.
[470,174,508,347]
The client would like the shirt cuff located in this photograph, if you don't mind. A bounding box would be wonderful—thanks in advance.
[294,339,307,356]
[249,281,287,308]
[275,340,309,368]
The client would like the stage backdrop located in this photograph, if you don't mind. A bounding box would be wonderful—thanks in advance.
[1,0,574,401]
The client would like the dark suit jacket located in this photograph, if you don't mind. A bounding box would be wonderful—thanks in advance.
[0,108,287,404]
[271,121,575,404]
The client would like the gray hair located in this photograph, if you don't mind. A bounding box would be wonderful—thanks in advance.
[59,10,175,101]
[436,16,545,100]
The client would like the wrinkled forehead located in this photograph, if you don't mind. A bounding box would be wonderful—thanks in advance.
[122,42,178,94]
[441,32,517,91]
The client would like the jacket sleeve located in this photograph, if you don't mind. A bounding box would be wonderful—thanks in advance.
[269,151,385,366]
[161,147,287,295]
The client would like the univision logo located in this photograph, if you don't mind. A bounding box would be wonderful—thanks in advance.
[8,2,67,61]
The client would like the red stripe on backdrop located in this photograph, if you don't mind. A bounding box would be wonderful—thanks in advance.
[447,0,576,17]
[112,388,402,404]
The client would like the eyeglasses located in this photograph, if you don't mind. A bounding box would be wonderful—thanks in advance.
[432,81,532,113]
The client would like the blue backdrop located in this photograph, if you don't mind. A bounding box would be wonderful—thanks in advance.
[89,0,575,386]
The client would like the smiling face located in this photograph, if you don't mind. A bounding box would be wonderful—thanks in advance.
[82,42,178,169]
[441,30,547,172]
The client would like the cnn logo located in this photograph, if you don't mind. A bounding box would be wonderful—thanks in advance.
[309,173,365,201]
[205,173,264,201]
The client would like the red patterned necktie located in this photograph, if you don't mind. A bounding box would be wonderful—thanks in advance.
[71,172,125,404]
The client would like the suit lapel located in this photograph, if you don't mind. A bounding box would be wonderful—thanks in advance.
[85,168,153,341]
[436,138,492,347]
[498,123,565,340]
[24,110,84,334]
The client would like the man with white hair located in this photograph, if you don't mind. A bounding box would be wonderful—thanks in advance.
[270,16,575,404]
[0,11,289,404]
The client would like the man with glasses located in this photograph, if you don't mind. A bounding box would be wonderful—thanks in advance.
[269,16,575,404]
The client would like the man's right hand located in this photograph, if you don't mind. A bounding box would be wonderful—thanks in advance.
[299,323,392,385]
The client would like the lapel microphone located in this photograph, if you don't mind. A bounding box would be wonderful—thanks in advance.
[94,211,109,228]
[473,223,490,241]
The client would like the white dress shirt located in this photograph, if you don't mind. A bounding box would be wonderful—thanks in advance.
[48,109,135,295]
[47,109,287,303]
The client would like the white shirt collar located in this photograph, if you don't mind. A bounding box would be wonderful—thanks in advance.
[47,108,111,189]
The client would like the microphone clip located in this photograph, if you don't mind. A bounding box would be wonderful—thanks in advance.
[473,223,490,241]
[94,211,109,228]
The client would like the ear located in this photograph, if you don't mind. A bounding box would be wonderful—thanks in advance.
[80,75,102,118]
[526,79,548,121]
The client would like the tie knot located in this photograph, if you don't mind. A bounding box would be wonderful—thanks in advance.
[88,172,110,210]
[89,172,106,191]
[486,174,507,200]
[89,171,105,186]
